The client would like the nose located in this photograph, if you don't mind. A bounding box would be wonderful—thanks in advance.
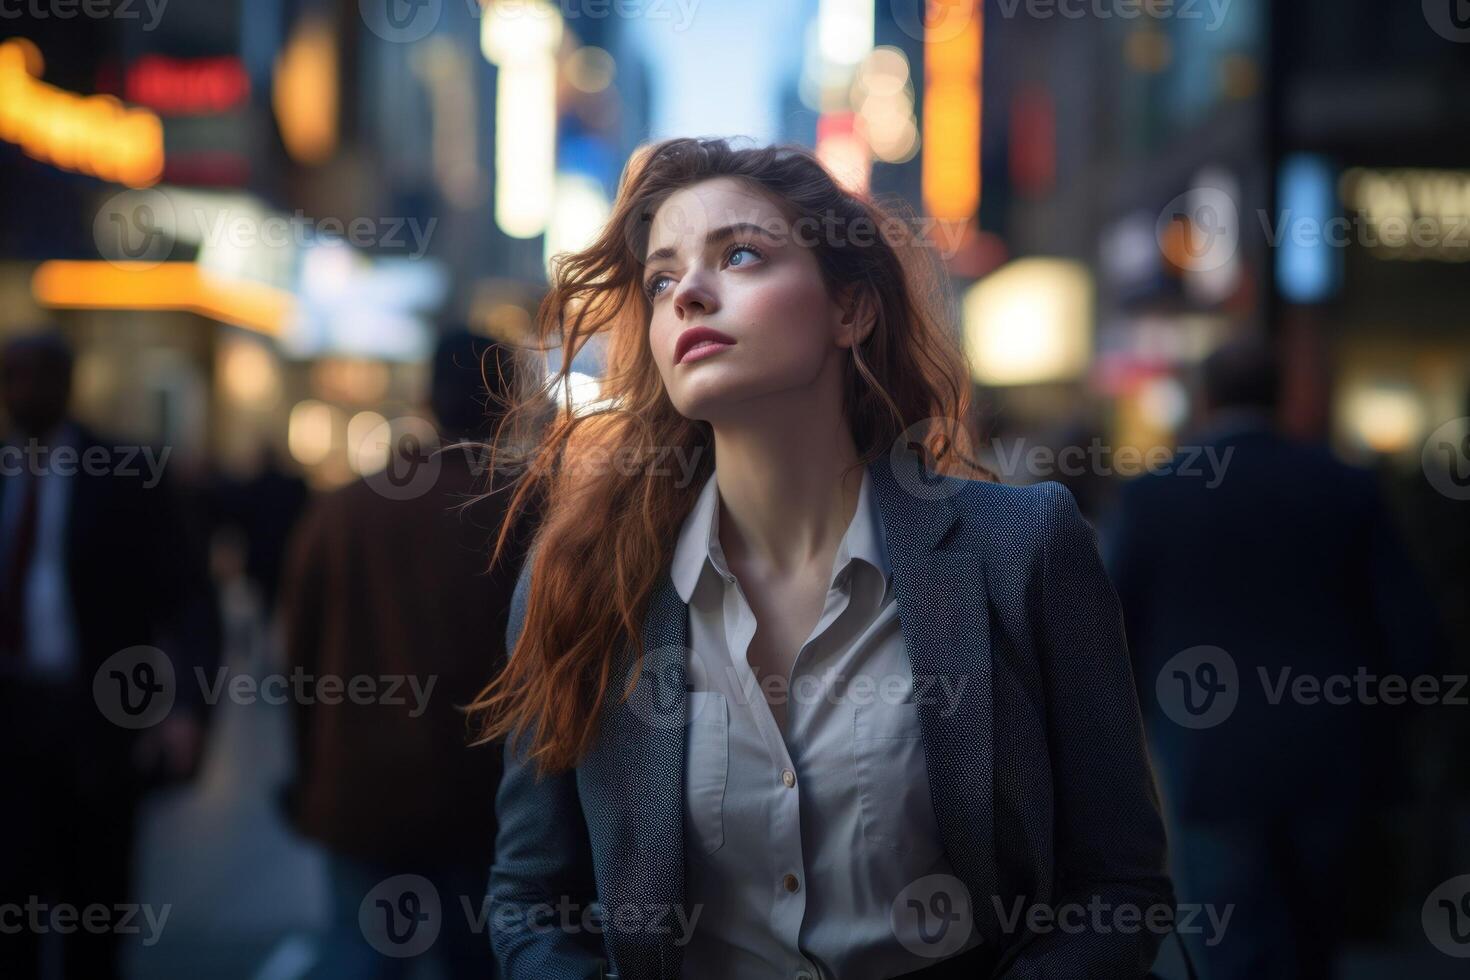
[672,268,717,320]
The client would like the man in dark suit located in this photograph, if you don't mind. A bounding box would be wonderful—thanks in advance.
[281,330,537,978]
[1105,341,1437,980]
[0,331,218,979]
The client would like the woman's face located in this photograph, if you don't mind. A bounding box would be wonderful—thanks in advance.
[643,177,855,423]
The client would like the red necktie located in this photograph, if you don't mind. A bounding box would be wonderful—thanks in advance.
[0,471,40,659]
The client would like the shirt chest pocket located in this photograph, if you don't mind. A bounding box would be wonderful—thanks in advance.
[852,701,942,862]
[683,691,728,856]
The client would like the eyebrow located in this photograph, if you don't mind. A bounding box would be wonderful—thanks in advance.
[644,222,773,266]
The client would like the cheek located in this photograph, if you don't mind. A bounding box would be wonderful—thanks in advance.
[646,265,838,416]
[650,309,677,357]
[648,312,680,383]
[733,270,834,363]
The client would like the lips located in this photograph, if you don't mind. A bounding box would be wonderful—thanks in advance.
[674,325,737,365]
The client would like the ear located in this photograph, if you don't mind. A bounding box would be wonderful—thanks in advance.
[833,284,878,349]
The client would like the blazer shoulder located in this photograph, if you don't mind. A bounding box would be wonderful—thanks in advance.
[953,477,1082,529]
[942,478,1087,567]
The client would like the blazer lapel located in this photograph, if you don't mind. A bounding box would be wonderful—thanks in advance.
[587,572,689,979]
[867,454,1001,947]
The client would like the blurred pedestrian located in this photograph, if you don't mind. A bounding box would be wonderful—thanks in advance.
[0,330,219,980]
[1106,339,1439,980]
[208,446,310,617]
[280,330,536,979]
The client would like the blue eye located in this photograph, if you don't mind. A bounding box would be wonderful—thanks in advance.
[645,243,762,299]
[728,244,761,266]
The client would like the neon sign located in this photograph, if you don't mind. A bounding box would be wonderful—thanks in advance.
[125,55,250,115]
[0,38,164,188]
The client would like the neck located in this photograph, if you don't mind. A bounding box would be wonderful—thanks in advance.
[706,359,860,578]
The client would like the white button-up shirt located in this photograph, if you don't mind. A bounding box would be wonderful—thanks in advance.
[671,469,982,979]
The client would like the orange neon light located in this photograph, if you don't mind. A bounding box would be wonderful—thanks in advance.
[922,0,983,224]
[0,38,165,188]
[32,261,294,337]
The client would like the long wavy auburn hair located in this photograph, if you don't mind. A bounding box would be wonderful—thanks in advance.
[467,136,983,775]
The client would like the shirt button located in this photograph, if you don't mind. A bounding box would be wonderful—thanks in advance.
[781,769,796,788]
[782,873,800,893]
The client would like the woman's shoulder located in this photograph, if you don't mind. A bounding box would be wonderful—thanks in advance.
[934,476,1094,570]
[948,476,1085,533]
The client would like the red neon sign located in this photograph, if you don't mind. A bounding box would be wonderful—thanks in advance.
[126,55,250,115]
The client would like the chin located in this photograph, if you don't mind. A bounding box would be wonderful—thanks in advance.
[671,392,737,424]
[669,378,761,423]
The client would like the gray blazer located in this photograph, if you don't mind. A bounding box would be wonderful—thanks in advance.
[489,453,1174,979]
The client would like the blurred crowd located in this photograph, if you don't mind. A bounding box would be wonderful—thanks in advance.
[1,325,537,979]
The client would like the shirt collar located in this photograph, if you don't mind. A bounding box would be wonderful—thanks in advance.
[670,467,891,604]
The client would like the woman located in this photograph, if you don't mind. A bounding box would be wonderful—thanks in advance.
[470,137,1173,979]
